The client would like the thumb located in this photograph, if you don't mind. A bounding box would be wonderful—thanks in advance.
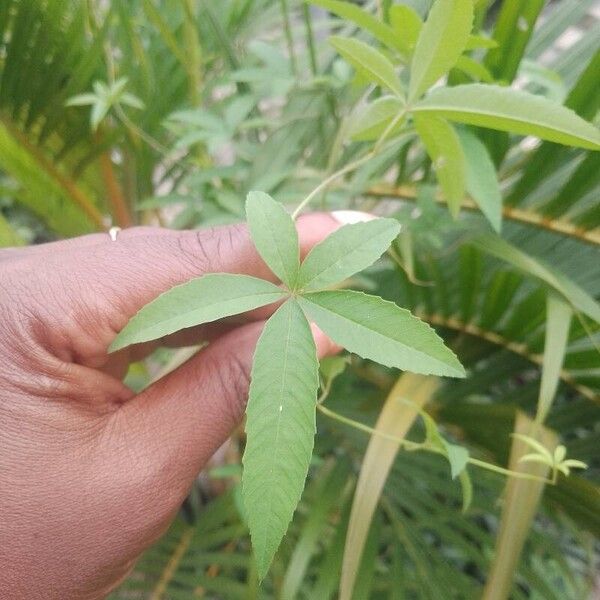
[112,320,339,505]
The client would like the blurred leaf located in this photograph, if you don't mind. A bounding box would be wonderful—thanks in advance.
[482,412,557,600]
[0,212,24,246]
[485,0,545,82]
[414,114,466,218]
[465,33,497,50]
[472,234,600,323]
[340,374,439,600]
[310,0,409,55]
[389,4,423,52]
[536,294,572,423]
[458,128,502,231]
[281,459,351,599]
[319,355,350,386]
[413,84,600,150]
[330,36,405,98]
[408,0,474,100]
[349,96,405,141]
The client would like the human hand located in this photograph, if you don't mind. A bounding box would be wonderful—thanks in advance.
[0,215,342,599]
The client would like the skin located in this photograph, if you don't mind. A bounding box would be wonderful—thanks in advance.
[0,214,342,600]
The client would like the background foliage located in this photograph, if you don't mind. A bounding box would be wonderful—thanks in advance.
[1,0,598,598]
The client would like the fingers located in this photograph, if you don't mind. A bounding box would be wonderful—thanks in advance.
[113,320,340,503]
[42,215,341,365]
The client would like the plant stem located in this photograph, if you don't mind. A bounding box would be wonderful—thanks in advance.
[317,404,555,484]
[182,0,203,106]
[302,4,318,76]
[291,151,375,219]
[99,147,132,227]
[317,403,422,450]
[292,107,409,219]
[279,0,298,76]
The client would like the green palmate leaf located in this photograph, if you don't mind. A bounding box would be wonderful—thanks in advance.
[408,0,474,100]
[349,96,405,141]
[110,274,287,351]
[246,191,299,288]
[242,299,319,580]
[457,128,502,231]
[297,218,401,291]
[330,36,405,98]
[310,0,409,56]
[472,234,600,323]
[298,290,465,377]
[536,294,572,423]
[414,115,466,218]
[413,84,600,149]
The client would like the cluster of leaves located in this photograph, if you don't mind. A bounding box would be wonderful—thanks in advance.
[323,0,599,232]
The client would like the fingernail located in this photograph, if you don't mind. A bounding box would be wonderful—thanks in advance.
[331,210,377,225]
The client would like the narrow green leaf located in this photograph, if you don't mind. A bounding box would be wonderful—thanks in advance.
[536,294,572,423]
[242,299,319,580]
[413,84,600,150]
[465,33,497,50]
[349,96,405,141]
[341,375,438,600]
[408,0,474,100]
[246,191,300,288]
[90,100,110,131]
[457,128,502,231]
[298,290,465,377]
[484,0,544,82]
[414,403,470,479]
[0,212,24,247]
[414,115,466,218]
[483,412,557,600]
[110,274,287,351]
[519,454,553,468]
[310,0,409,56]
[389,5,422,52]
[458,470,473,512]
[511,434,553,462]
[281,459,350,600]
[65,93,97,106]
[319,355,349,386]
[330,36,405,98]
[442,440,470,479]
[297,218,401,291]
[562,459,587,470]
[472,234,600,323]
[454,55,494,83]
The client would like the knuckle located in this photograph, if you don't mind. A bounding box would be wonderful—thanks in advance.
[177,223,247,275]
[208,352,252,426]
[177,228,221,274]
